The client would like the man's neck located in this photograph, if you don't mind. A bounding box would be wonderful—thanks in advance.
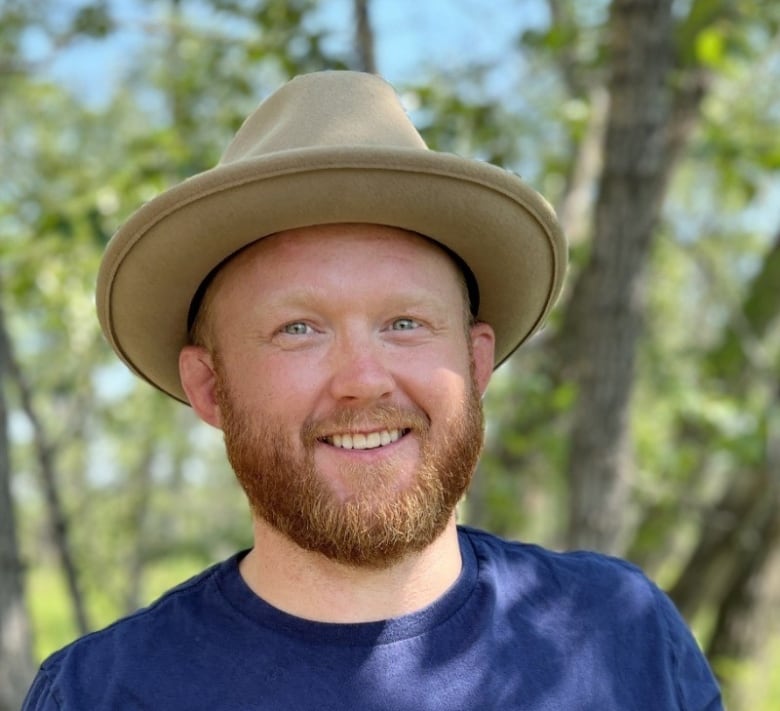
[238,517,463,623]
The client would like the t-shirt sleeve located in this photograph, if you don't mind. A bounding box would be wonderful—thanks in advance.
[655,587,724,711]
[21,669,60,711]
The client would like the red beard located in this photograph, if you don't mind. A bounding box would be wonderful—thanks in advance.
[216,370,485,569]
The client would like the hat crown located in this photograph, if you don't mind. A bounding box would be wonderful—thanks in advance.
[220,71,428,165]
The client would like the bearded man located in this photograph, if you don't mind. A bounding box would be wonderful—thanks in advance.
[23,71,722,711]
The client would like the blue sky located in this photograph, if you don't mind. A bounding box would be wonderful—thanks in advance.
[25,0,550,105]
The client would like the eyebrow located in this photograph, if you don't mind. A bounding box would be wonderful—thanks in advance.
[187,238,480,334]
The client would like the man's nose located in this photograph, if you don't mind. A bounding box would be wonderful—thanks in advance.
[327,332,395,403]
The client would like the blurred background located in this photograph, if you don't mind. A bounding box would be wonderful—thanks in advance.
[1,0,779,708]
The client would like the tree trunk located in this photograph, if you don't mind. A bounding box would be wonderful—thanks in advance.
[706,475,780,661]
[561,0,676,552]
[0,297,36,711]
[669,464,774,621]
[706,396,780,667]
[353,0,377,74]
[123,442,155,614]
[0,300,90,636]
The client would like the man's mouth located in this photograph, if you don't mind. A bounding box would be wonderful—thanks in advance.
[320,428,409,451]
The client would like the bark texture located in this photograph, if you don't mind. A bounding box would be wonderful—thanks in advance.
[353,0,377,74]
[561,0,677,552]
[0,297,35,711]
[0,296,90,637]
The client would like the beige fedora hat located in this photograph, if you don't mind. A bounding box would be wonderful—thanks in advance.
[97,70,567,404]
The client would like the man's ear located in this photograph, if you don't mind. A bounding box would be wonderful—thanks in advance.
[470,322,496,397]
[179,345,222,429]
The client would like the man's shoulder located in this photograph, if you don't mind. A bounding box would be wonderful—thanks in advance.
[460,525,693,659]
[458,527,722,709]
[459,525,660,610]
[460,524,645,572]
[40,553,238,677]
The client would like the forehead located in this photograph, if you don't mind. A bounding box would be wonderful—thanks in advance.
[210,223,465,300]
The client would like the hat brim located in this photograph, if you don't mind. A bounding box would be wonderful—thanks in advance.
[97,146,567,404]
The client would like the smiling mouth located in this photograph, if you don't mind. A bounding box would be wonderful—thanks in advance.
[320,429,410,451]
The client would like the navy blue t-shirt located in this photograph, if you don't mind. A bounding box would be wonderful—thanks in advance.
[23,527,722,710]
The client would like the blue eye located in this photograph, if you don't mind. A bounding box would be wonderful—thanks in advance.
[392,318,419,331]
[281,322,312,335]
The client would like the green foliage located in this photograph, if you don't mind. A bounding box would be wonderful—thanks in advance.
[70,2,115,38]
[718,634,780,711]
[476,364,574,543]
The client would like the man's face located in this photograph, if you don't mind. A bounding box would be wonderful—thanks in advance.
[188,224,495,568]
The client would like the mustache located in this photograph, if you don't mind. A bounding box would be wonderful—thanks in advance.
[301,404,431,443]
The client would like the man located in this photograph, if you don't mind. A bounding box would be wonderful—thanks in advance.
[23,71,722,709]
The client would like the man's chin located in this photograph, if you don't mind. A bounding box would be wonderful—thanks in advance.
[312,459,423,507]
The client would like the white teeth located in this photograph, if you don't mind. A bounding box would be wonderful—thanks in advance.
[327,429,402,450]
[332,434,349,449]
